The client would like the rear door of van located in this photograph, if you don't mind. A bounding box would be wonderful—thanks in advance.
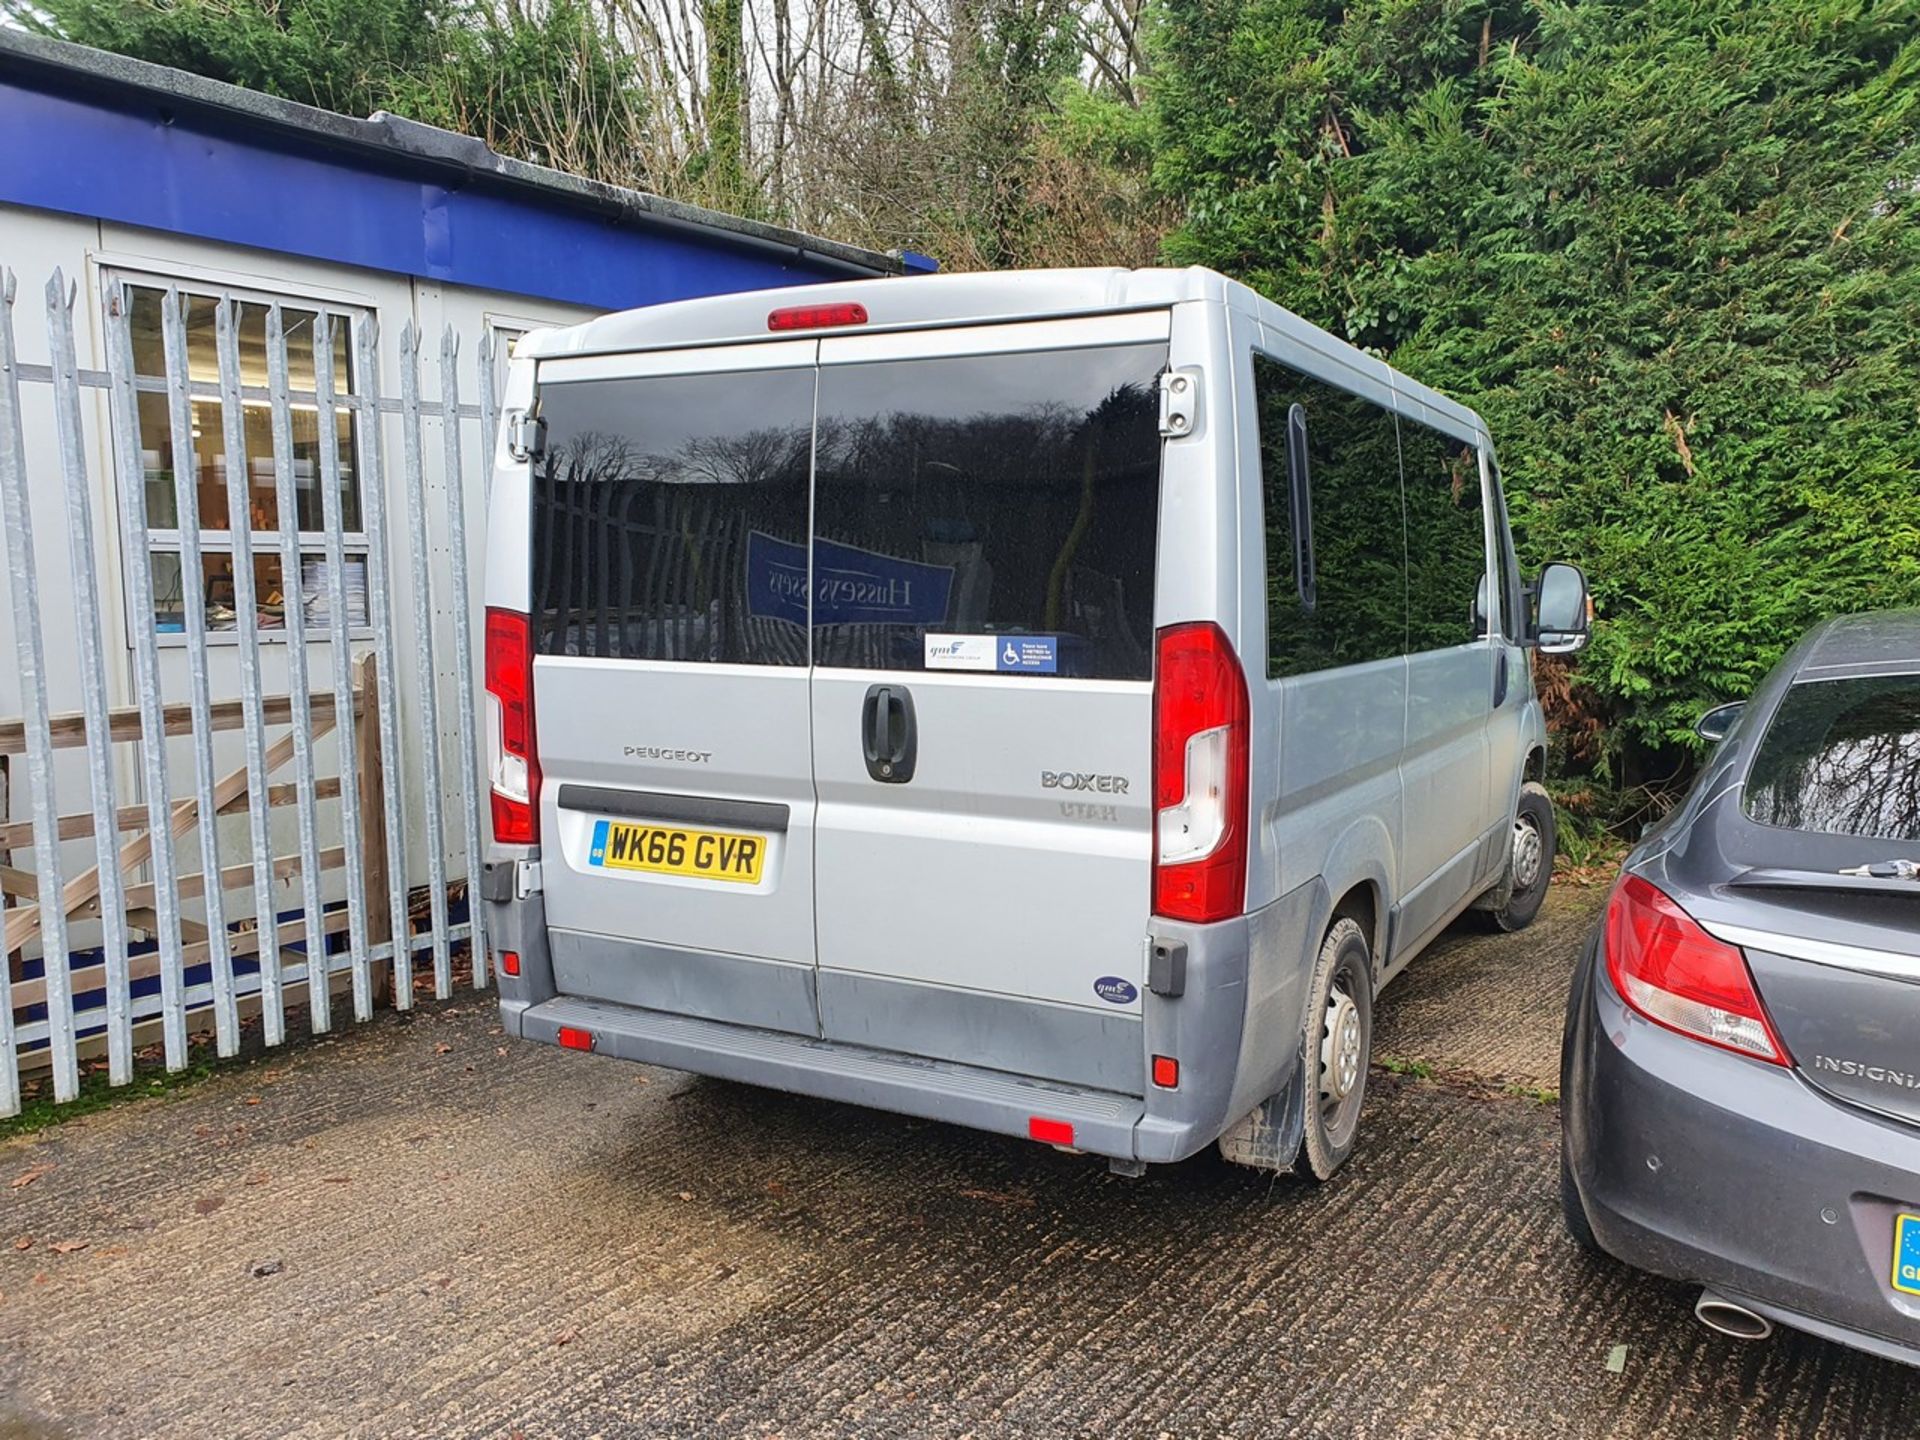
[527,340,823,1035]
[806,314,1170,1094]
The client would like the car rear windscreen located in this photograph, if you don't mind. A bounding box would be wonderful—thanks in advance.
[1743,674,1920,842]
[528,341,1166,679]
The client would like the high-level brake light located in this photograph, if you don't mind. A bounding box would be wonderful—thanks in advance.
[1604,874,1788,1064]
[767,301,868,332]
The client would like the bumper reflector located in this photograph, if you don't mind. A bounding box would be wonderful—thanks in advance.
[1028,1116,1074,1146]
[557,1026,594,1052]
[1152,1055,1180,1089]
[499,950,521,978]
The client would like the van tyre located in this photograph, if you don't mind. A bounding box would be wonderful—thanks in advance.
[1488,782,1555,933]
[1298,917,1373,1182]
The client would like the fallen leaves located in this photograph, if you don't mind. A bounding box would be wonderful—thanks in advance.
[48,1240,88,1256]
[553,1328,579,1347]
[12,1236,31,1252]
[434,1042,453,1056]
[11,1165,53,1190]
[193,1196,226,1216]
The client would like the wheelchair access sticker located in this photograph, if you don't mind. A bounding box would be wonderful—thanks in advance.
[924,633,1059,673]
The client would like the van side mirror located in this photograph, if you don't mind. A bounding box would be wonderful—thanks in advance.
[1695,701,1744,744]
[1533,562,1590,654]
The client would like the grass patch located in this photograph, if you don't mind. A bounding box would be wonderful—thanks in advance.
[1374,1054,1437,1080]
[1,1038,266,1142]
[1503,1082,1561,1106]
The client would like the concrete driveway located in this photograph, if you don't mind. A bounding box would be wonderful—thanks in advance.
[1,886,1915,1438]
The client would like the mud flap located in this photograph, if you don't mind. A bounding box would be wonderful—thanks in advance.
[1216,1055,1307,1172]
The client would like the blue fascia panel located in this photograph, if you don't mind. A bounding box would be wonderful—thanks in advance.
[1,81,868,309]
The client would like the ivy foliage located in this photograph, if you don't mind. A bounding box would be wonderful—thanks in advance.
[1152,0,1920,775]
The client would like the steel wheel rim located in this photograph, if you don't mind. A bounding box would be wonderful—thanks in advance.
[1317,955,1368,1146]
[1512,813,1544,892]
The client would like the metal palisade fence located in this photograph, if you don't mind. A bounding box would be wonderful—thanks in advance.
[0,264,497,1114]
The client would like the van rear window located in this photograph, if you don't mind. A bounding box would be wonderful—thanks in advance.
[528,343,1165,678]
[811,342,1165,679]
[529,367,816,663]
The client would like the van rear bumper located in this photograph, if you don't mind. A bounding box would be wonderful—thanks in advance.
[505,993,1153,1160]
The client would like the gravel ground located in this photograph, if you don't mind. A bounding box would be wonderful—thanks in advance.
[1,885,1915,1439]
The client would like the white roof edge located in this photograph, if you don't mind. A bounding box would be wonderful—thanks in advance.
[522,264,1489,439]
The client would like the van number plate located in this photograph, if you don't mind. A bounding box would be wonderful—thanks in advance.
[588,819,766,884]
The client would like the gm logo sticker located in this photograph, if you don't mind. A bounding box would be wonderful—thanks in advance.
[1093,976,1139,1006]
[1895,1213,1920,1296]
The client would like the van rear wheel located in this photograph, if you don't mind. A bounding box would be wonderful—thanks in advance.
[1298,917,1373,1181]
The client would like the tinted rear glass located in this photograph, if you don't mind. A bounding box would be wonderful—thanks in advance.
[529,368,815,663]
[811,342,1165,679]
[1744,675,1920,841]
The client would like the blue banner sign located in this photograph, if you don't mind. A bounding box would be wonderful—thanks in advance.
[747,531,954,627]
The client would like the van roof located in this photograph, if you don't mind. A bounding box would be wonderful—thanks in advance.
[521,266,1490,444]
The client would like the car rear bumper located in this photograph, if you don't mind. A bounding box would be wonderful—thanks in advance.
[1565,934,1920,1366]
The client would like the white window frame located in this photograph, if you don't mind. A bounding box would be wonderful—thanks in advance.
[105,264,378,647]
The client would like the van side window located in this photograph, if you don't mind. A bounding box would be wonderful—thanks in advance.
[1399,418,1488,654]
[811,343,1165,680]
[528,369,816,663]
[1254,354,1406,678]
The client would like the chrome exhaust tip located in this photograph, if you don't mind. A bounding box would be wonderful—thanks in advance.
[1695,1291,1774,1341]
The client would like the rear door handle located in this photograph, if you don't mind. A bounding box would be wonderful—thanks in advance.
[861,683,917,783]
[1494,649,1510,708]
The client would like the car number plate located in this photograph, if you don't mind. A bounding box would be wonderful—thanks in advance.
[1895,1213,1920,1296]
[588,818,766,884]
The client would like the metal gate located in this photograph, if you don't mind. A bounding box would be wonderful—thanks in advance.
[0,264,500,1114]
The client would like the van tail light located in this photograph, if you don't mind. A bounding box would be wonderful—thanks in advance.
[1603,874,1788,1064]
[1152,622,1250,924]
[484,607,540,846]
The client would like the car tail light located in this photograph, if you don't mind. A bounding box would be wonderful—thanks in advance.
[1152,622,1250,923]
[1604,874,1788,1064]
[767,301,868,332]
[484,607,540,845]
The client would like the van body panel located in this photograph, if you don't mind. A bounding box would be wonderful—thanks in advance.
[522,267,1228,361]
[811,669,1153,1010]
[1221,876,1327,1126]
[1395,640,1498,959]
[816,971,1143,1093]
[548,929,818,1036]
[536,658,819,973]
[1271,660,1408,903]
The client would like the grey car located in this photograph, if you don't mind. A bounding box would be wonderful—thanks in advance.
[1561,609,1920,1367]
